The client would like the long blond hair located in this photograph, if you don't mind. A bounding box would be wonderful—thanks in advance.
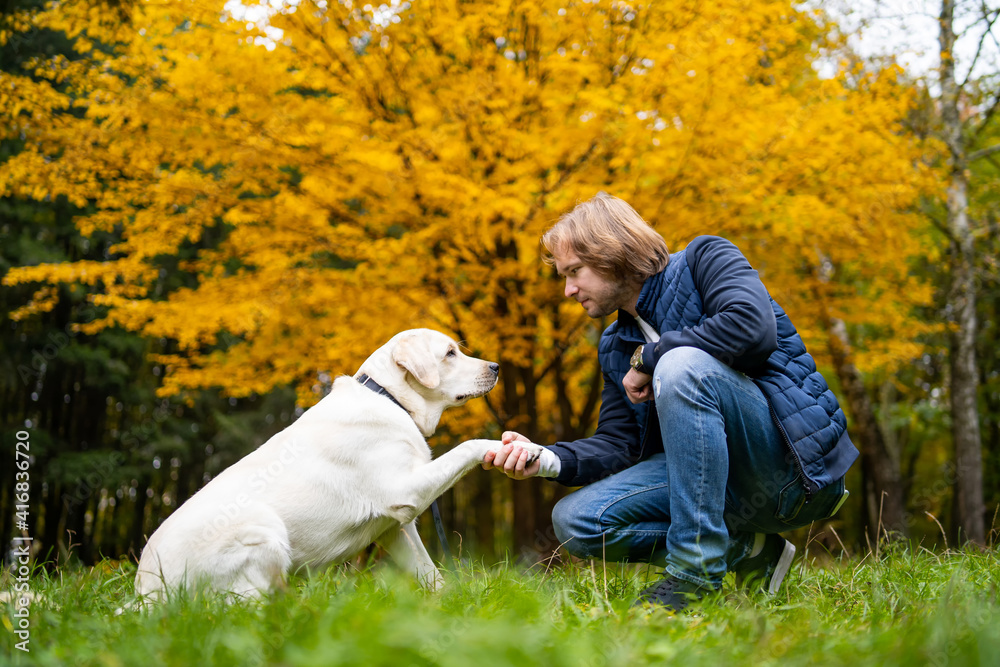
[542,192,669,281]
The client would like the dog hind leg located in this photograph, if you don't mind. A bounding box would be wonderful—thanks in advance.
[217,520,292,600]
[135,508,292,603]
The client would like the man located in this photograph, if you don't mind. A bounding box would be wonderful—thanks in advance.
[483,192,856,611]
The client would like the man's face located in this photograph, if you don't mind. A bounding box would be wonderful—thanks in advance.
[552,247,634,318]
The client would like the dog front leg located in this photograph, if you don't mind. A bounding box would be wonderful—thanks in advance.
[391,439,540,518]
[376,521,443,590]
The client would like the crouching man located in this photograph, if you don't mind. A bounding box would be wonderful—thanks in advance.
[484,192,855,611]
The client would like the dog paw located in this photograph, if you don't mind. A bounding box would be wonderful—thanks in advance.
[464,438,546,467]
[517,443,545,464]
[496,442,545,465]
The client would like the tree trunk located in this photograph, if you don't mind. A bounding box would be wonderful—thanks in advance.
[939,0,986,545]
[826,317,907,539]
[813,255,907,540]
[108,493,124,559]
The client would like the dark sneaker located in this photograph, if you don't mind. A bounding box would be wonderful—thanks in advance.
[632,574,709,612]
[733,533,796,595]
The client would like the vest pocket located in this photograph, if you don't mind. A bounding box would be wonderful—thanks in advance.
[774,477,807,523]
[775,476,848,526]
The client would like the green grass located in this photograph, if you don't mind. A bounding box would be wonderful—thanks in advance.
[3,545,999,666]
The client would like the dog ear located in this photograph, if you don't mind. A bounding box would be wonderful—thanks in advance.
[392,336,441,389]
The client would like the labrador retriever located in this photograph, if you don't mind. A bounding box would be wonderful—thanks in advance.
[134,329,545,601]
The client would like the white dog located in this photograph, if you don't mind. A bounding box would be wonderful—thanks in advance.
[134,329,546,601]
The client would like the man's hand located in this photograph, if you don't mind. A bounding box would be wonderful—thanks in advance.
[481,431,541,480]
[623,367,654,404]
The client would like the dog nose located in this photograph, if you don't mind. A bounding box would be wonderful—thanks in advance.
[489,363,500,376]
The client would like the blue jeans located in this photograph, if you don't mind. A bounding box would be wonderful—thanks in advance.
[551,347,847,589]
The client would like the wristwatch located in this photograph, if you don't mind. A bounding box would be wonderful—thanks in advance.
[630,345,650,374]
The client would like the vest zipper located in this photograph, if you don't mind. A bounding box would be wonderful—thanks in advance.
[767,400,813,502]
[637,408,654,461]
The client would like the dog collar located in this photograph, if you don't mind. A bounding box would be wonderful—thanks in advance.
[356,374,407,412]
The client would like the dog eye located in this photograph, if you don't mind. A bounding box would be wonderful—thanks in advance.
[445,348,457,358]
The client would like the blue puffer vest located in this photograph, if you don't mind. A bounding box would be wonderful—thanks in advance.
[598,243,858,497]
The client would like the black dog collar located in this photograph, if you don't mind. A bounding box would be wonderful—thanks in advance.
[356,374,407,412]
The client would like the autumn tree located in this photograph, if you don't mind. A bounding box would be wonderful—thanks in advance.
[973,116,1000,525]
[0,0,307,565]
[936,0,1000,546]
[3,0,939,554]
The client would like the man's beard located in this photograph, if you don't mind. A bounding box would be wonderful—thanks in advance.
[583,279,637,318]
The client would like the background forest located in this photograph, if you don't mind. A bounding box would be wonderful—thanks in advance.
[1,0,999,570]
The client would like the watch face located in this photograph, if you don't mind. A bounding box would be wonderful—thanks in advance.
[631,346,643,368]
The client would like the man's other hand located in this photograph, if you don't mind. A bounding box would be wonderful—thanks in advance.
[623,368,654,404]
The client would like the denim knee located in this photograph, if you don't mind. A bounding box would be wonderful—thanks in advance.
[652,346,717,394]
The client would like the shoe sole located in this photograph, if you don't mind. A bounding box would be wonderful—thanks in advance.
[767,540,796,595]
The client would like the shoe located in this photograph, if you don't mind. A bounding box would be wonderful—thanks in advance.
[632,574,709,612]
[733,533,796,595]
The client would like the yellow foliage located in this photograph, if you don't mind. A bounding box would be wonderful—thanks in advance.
[1,0,941,440]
